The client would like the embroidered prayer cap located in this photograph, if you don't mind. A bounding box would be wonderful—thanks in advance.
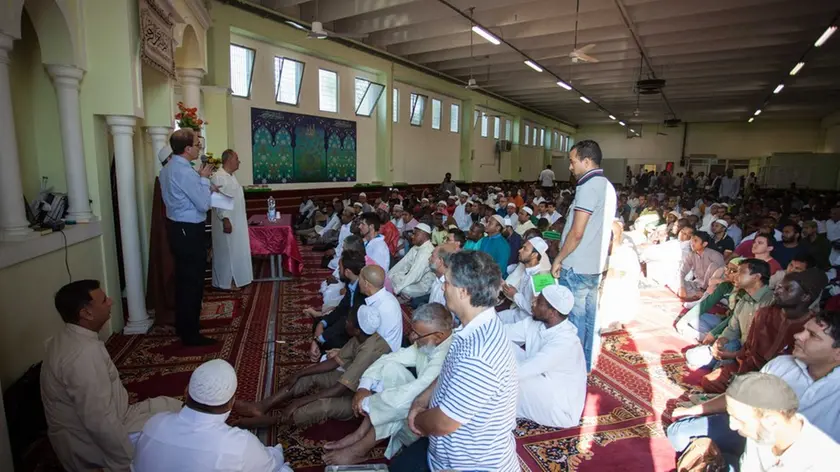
[713,219,728,228]
[785,268,828,302]
[353,202,363,208]
[357,305,380,335]
[188,359,238,406]
[521,207,534,215]
[726,372,799,412]
[157,145,173,164]
[415,223,432,234]
[529,237,548,255]
[541,284,574,315]
[490,215,505,227]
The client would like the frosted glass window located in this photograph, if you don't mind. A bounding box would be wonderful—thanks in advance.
[410,93,427,126]
[493,117,501,139]
[525,124,530,145]
[274,57,304,105]
[354,78,385,117]
[230,44,255,98]
[319,69,338,113]
[450,104,460,132]
[393,88,399,122]
[480,113,489,137]
[431,99,442,130]
[505,120,512,140]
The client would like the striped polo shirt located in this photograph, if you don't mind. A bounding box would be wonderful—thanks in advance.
[428,307,519,471]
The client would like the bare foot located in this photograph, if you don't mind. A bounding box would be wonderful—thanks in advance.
[233,400,264,418]
[322,445,369,465]
[323,422,368,450]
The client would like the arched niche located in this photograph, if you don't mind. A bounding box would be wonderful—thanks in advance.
[17,0,80,67]
[174,23,204,70]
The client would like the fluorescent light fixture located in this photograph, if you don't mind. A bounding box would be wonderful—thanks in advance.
[629,129,635,133]
[789,62,805,76]
[286,20,306,30]
[773,84,784,94]
[748,117,754,123]
[579,96,591,103]
[619,121,626,126]
[524,60,543,72]
[754,109,762,116]
[815,26,837,47]
[471,26,501,45]
[608,115,616,120]
[556,80,572,90]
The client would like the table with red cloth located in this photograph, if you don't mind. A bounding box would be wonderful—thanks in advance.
[248,214,303,280]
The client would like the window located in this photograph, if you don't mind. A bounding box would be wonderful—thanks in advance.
[532,127,537,146]
[354,78,385,117]
[431,99,442,130]
[493,116,501,139]
[409,93,427,126]
[505,120,512,140]
[480,113,489,137]
[525,124,530,145]
[230,44,255,98]
[319,69,338,113]
[273,57,304,105]
[553,130,560,150]
[450,103,460,132]
[540,128,545,147]
[393,88,399,122]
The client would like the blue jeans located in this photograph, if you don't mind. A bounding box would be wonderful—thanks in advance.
[685,338,742,370]
[389,437,430,472]
[558,268,602,372]
[667,414,745,468]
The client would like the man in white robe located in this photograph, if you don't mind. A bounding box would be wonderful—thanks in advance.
[498,237,549,324]
[515,207,536,236]
[389,223,436,302]
[327,208,357,272]
[210,150,253,290]
[41,280,182,472]
[322,303,454,464]
[507,284,587,428]
[453,191,472,231]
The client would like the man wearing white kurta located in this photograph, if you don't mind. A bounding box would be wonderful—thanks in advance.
[515,206,536,236]
[210,150,253,290]
[453,192,473,231]
[506,284,587,428]
[358,265,403,353]
[498,237,549,324]
[322,303,454,464]
[389,223,436,299]
[327,208,357,271]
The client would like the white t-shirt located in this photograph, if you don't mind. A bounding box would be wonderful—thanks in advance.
[560,168,617,274]
[539,168,556,187]
[362,288,404,353]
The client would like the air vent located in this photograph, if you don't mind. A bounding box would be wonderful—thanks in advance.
[664,118,682,128]
[636,78,666,95]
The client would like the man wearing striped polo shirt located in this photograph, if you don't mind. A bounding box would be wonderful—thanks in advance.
[390,251,518,471]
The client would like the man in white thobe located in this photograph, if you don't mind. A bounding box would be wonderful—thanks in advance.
[453,192,473,231]
[322,303,454,464]
[515,207,536,236]
[41,280,182,472]
[211,150,253,290]
[506,284,587,428]
[498,237,549,324]
[132,360,292,472]
[389,223,436,302]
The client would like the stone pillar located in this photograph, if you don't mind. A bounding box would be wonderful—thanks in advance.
[177,68,204,115]
[46,64,94,222]
[0,33,32,240]
[106,116,152,335]
[146,126,172,173]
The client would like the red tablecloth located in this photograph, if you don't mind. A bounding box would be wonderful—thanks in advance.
[248,214,304,276]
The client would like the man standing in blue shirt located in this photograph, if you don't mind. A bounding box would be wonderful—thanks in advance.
[159,128,216,346]
[479,215,511,278]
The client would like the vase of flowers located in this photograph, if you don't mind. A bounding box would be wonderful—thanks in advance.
[174,102,221,171]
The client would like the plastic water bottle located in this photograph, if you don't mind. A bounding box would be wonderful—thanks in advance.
[267,196,276,222]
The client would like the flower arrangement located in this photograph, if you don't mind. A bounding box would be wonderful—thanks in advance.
[174,101,208,130]
[204,152,223,171]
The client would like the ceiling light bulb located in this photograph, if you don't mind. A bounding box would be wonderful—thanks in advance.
[773,84,784,94]
[789,62,805,76]
[748,117,754,123]
[579,96,591,103]
[286,20,306,30]
[471,26,501,45]
[556,80,572,90]
[815,26,837,47]
[524,60,543,72]
[619,121,626,126]
[754,109,762,116]
[608,115,616,120]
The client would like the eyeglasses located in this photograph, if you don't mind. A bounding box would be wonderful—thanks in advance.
[410,328,443,341]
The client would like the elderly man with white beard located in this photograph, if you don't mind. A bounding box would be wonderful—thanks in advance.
[321,303,455,465]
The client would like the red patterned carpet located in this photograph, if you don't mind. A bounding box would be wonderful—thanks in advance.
[27,249,702,472]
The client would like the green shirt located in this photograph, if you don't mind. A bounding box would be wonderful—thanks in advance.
[720,285,774,343]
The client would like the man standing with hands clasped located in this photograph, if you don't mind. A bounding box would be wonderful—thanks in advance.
[160,128,217,346]
[551,140,616,372]
[210,149,253,291]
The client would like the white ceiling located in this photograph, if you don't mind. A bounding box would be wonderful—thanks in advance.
[253,0,840,126]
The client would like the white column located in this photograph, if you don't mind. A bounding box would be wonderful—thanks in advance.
[0,33,32,240]
[106,116,153,335]
[146,126,172,173]
[46,64,94,222]
[177,68,204,114]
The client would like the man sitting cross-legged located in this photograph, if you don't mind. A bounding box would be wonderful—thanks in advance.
[322,303,455,465]
[309,250,367,362]
[506,284,587,428]
[497,237,550,324]
[389,223,436,304]
[235,307,391,428]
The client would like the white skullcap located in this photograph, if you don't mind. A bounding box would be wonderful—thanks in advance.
[541,284,574,315]
[437,200,447,206]
[504,217,512,227]
[507,202,516,207]
[357,305,379,335]
[188,359,237,406]
[713,218,729,228]
[421,197,429,202]
[157,145,173,164]
[359,192,367,197]
[497,192,504,197]
[460,191,469,197]
[491,214,505,227]
[529,237,548,255]
[522,206,533,215]
[393,204,404,211]
[668,210,681,218]
[448,195,456,200]
[353,202,363,207]
[415,223,432,234]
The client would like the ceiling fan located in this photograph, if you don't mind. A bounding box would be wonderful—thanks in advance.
[306,1,368,40]
[568,0,600,63]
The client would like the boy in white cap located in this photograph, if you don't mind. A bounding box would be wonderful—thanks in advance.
[132,359,292,472]
[498,237,550,324]
[506,284,586,428]
[388,223,436,303]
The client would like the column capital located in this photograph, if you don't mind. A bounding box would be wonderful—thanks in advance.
[46,64,85,89]
[145,126,173,137]
[106,115,137,135]
[177,67,205,85]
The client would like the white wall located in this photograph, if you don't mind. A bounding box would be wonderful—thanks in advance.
[472,108,512,182]
[230,34,379,189]
[392,82,461,183]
